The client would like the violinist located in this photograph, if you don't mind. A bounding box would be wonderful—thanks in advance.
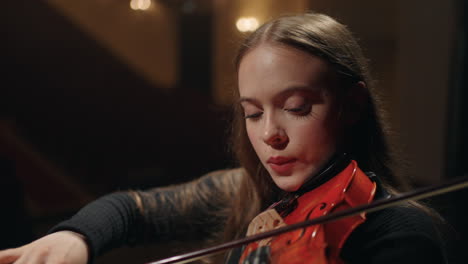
[0,12,449,264]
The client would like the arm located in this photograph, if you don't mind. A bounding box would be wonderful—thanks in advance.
[0,168,243,264]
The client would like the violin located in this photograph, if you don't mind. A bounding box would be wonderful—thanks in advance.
[148,168,468,264]
[239,160,376,264]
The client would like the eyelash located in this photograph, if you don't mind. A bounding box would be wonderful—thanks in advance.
[285,104,311,116]
[244,104,312,120]
[244,112,262,119]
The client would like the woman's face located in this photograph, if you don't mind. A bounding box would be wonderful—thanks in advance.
[238,43,341,192]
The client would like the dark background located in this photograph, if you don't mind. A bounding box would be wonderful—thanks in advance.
[0,0,230,255]
[1,0,467,263]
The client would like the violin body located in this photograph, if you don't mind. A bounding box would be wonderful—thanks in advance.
[239,160,376,264]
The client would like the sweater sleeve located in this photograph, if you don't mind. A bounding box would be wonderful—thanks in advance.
[341,206,448,264]
[48,168,243,262]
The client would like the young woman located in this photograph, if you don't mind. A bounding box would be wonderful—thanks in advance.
[0,13,448,264]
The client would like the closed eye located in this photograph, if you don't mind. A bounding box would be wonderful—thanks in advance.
[245,112,263,119]
[285,103,311,116]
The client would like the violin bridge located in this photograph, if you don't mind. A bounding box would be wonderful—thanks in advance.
[246,209,287,247]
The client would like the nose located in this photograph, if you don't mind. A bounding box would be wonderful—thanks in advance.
[262,116,288,149]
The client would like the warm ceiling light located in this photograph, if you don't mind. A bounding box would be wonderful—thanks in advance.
[236,17,259,32]
[130,0,151,11]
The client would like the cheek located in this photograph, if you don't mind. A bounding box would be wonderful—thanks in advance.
[246,124,261,153]
[292,120,337,153]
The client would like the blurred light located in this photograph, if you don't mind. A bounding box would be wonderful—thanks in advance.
[236,17,259,32]
[130,0,151,11]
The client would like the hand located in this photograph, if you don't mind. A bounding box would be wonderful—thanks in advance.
[0,231,89,264]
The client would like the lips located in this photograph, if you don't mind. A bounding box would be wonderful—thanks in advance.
[267,156,297,174]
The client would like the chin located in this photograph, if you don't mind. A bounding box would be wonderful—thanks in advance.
[273,178,303,192]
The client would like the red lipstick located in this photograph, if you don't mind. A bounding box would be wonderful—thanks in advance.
[267,156,297,174]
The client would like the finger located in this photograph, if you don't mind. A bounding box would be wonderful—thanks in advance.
[14,247,48,264]
[0,248,22,264]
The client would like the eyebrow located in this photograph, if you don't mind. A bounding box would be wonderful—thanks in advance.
[238,85,318,105]
[238,97,258,105]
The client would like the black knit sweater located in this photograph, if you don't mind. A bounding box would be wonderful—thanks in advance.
[49,169,448,264]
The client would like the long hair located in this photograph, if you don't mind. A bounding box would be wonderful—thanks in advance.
[223,12,405,241]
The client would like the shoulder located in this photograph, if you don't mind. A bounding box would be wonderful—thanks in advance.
[197,167,245,192]
[146,168,245,194]
[355,205,440,239]
[201,167,246,181]
[341,205,448,264]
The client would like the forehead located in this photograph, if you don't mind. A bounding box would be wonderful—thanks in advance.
[238,43,333,98]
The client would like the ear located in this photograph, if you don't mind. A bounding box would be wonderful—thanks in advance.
[342,81,368,125]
